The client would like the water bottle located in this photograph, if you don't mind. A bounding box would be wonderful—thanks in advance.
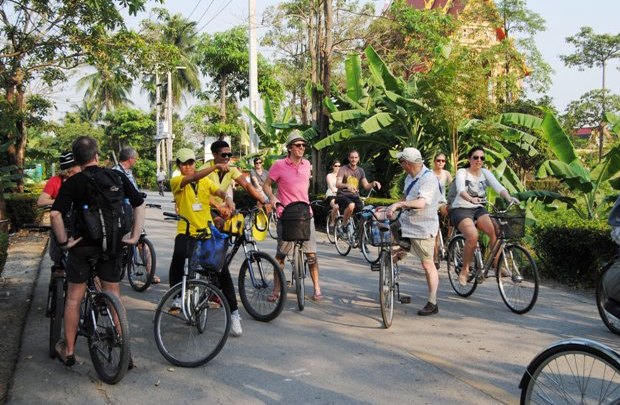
[82,204,88,212]
[371,222,381,245]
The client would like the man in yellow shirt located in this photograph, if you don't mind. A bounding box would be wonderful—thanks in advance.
[169,148,245,336]
[201,140,268,229]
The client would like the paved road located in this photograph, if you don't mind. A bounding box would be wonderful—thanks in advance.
[7,191,616,404]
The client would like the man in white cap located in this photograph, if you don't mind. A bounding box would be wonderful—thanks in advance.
[263,131,323,301]
[386,147,440,316]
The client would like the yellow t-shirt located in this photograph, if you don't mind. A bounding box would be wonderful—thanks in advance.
[170,175,218,236]
[199,160,243,206]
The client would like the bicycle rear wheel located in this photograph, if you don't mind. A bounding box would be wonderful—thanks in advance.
[379,252,394,328]
[596,261,620,335]
[360,220,380,264]
[334,216,351,256]
[497,244,539,314]
[88,292,130,385]
[127,238,156,292]
[293,246,305,311]
[48,277,65,358]
[520,338,620,404]
[446,235,478,297]
[153,280,230,367]
[238,251,286,322]
[268,211,278,239]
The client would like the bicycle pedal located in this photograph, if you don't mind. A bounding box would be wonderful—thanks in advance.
[399,295,411,304]
[370,263,380,272]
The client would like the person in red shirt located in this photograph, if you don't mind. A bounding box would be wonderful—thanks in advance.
[38,151,81,274]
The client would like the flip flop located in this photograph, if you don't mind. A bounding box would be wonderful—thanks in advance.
[267,293,280,302]
[152,275,161,284]
[55,340,75,367]
[311,293,323,301]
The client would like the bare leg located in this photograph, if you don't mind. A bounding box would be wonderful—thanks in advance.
[457,218,478,286]
[306,253,321,297]
[63,282,87,355]
[421,259,439,304]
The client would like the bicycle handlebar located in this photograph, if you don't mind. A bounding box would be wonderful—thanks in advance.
[163,211,208,236]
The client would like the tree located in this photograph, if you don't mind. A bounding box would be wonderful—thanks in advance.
[561,26,620,161]
[101,108,156,161]
[562,90,620,137]
[495,0,552,98]
[77,66,133,117]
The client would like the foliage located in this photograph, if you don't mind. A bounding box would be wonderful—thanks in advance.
[561,89,620,131]
[4,193,42,232]
[0,231,8,275]
[101,108,156,161]
[77,65,133,117]
[132,158,157,189]
[531,207,615,287]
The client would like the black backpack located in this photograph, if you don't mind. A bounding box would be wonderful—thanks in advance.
[76,168,133,256]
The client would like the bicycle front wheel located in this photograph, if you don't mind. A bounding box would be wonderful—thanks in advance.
[153,280,230,368]
[446,235,477,297]
[360,220,380,264]
[238,251,286,322]
[379,252,394,328]
[49,277,65,358]
[596,261,620,335]
[293,246,305,311]
[325,212,336,244]
[497,244,539,314]
[268,211,278,239]
[334,216,351,256]
[127,238,156,292]
[88,292,130,385]
[520,339,620,404]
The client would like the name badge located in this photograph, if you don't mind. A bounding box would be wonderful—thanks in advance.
[192,203,203,212]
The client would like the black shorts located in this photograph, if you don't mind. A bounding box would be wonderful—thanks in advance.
[337,195,363,214]
[449,207,489,228]
[66,245,122,284]
[325,196,336,207]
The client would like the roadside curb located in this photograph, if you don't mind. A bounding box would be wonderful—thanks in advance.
[0,233,48,404]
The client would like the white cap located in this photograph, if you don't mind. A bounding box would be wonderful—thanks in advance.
[396,147,423,163]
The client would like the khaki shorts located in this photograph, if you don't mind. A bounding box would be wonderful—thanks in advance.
[276,217,318,258]
[406,236,435,263]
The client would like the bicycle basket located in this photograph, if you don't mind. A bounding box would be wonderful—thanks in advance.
[189,225,230,273]
[280,201,312,241]
[492,210,525,239]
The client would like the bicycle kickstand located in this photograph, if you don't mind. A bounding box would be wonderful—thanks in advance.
[396,282,411,304]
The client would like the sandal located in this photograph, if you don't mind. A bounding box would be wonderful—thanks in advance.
[311,293,323,301]
[55,340,75,367]
[152,275,161,284]
[266,293,280,302]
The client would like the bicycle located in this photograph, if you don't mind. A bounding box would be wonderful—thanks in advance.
[434,213,455,268]
[333,188,376,261]
[153,213,231,368]
[223,206,286,322]
[365,208,410,328]
[267,208,278,239]
[519,337,620,404]
[446,202,539,314]
[596,251,620,335]
[120,203,160,292]
[74,265,131,384]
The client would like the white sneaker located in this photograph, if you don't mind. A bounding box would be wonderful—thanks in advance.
[169,296,182,313]
[230,311,242,337]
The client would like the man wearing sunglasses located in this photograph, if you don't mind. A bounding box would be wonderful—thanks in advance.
[263,131,323,301]
[201,140,269,229]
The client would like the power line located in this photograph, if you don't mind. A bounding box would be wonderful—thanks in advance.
[198,0,233,33]
[193,0,217,29]
[186,0,204,20]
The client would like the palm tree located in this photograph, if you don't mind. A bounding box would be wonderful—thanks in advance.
[140,9,201,109]
[77,66,133,117]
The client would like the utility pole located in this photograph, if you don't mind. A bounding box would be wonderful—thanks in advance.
[167,70,174,167]
[155,70,166,173]
[248,0,259,153]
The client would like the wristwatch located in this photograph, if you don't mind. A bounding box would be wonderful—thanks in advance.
[58,239,69,247]
[263,196,270,205]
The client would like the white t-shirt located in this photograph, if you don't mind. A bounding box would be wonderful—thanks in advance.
[450,168,506,209]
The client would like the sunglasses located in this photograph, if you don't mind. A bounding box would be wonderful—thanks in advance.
[255,161,262,165]
[291,143,306,149]
[333,164,341,167]
[435,159,445,162]
[219,152,233,158]
[471,155,485,161]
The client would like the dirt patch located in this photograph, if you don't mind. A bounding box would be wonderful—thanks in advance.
[0,231,48,404]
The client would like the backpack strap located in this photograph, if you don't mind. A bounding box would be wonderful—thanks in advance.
[404,169,432,197]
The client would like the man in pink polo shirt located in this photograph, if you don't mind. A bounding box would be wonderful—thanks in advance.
[263,131,323,301]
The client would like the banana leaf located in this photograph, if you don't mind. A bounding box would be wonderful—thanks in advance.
[540,110,579,164]
[514,190,577,206]
[345,54,364,102]
[537,160,593,193]
[364,46,401,93]
[314,129,355,150]
[330,109,368,122]
[361,113,395,134]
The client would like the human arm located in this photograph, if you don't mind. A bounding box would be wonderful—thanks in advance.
[326,173,338,194]
[262,176,278,207]
[236,174,269,205]
[37,191,54,207]
[179,163,229,189]
[361,177,381,191]
[483,169,519,205]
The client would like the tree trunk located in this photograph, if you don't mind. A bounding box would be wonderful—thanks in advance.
[219,76,228,123]
[315,0,333,194]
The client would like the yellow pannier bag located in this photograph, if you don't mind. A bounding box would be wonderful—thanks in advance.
[223,212,244,236]
[252,209,268,241]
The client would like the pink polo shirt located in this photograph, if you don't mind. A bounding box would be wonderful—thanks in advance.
[268,157,311,215]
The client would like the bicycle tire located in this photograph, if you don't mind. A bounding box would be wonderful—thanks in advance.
[268,211,278,239]
[379,252,394,328]
[497,244,539,314]
[153,280,230,368]
[48,277,65,358]
[293,246,305,311]
[596,261,620,335]
[334,216,351,256]
[520,338,620,404]
[446,235,478,297]
[127,238,156,292]
[88,292,130,385]
[238,251,286,322]
[325,213,336,244]
[360,220,380,264]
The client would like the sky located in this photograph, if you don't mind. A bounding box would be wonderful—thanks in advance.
[46,0,620,120]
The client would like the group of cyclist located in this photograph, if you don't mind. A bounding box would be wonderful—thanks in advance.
[39,128,522,372]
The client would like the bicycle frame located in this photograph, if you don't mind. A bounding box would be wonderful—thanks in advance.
[225,209,268,289]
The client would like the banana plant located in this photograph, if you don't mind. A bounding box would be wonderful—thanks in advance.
[502,109,620,219]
